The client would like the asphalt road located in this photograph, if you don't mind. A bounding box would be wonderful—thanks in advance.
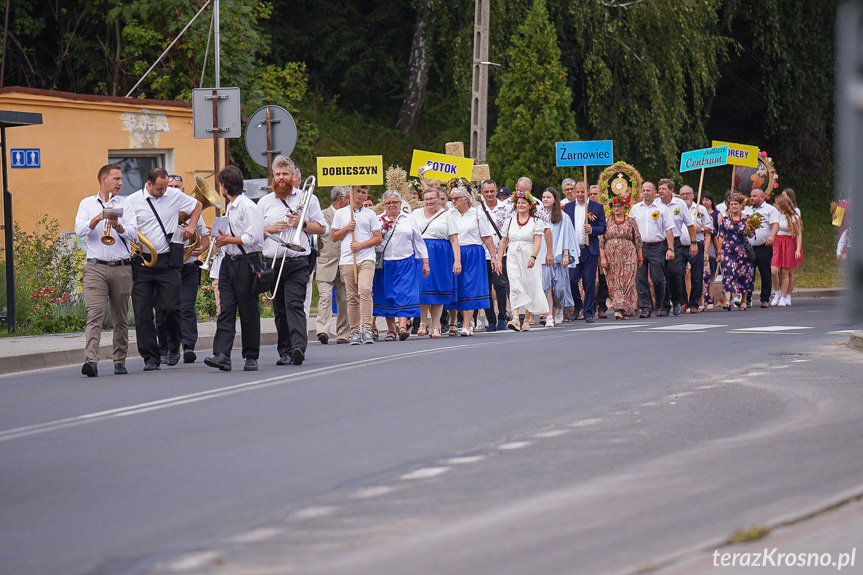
[1,300,862,575]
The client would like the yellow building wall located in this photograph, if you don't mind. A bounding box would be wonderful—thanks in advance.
[0,90,218,237]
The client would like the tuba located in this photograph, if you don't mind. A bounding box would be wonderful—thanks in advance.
[193,175,226,270]
[132,231,159,268]
[178,175,225,260]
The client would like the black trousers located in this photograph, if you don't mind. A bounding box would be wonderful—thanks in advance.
[637,243,666,313]
[596,271,608,313]
[132,254,181,365]
[267,256,310,356]
[213,255,260,359]
[749,243,774,304]
[156,263,201,355]
[569,249,598,319]
[663,238,686,309]
[682,241,705,307]
[484,257,509,323]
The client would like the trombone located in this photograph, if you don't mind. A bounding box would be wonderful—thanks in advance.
[264,175,317,299]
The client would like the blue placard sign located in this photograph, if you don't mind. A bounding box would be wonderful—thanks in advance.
[679,145,728,172]
[11,148,40,168]
[555,140,614,167]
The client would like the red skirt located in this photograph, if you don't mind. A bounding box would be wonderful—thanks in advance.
[771,234,803,268]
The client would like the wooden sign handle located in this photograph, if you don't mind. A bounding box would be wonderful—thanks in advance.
[349,185,358,283]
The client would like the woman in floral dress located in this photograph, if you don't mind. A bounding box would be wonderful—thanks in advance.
[716,193,755,310]
[599,196,642,319]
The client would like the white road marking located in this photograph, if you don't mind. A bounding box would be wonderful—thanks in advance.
[769,365,791,369]
[826,329,858,335]
[532,429,569,438]
[569,418,603,428]
[444,455,487,465]
[227,527,283,544]
[745,371,769,376]
[565,324,648,332]
[730,325,813,332]
[720,379,744,383]
[351,486,397,499]
[291,506,336,520]
[498,441,532,450]
[650,324,727,331]
[400,467,451,480]
[791,359,811,363]
[162,551,221,571]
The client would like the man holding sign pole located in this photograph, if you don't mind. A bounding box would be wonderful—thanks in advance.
[331,185,382,344]
[562,180,606,323]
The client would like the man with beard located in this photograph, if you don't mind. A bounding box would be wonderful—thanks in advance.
[258,156,327,365]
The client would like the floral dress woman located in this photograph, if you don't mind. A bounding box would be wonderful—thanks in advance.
[717,214,755,296]
[600,215,642,317]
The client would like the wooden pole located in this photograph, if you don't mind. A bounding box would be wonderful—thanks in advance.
[583,165,589,224]
[696,167,706,210]
[350,185,358,283]
[730,166,735,195]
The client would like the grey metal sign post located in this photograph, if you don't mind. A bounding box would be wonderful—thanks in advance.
[192,87,241,183]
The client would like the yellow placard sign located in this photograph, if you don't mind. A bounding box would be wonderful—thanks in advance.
[316,155,384,187]
[711,141,758,168]
[410,150,475,180]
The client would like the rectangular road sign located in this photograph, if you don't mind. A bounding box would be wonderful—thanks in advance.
[555,140,614,167]
[11,148,40,168]
[410,150,475,180]
[317,156,384,187]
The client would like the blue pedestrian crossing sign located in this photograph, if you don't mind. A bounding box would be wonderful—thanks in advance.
[11,148,40,168]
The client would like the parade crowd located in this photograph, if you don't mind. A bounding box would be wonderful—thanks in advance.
[76,157,813,376]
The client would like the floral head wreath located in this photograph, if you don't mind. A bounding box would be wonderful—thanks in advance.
[445,177,475,194]
[510,189,537,207]
[609,195,630,207]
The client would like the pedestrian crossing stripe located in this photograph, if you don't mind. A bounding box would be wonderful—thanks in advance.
[729,326,813,332]
[650,324,727,331]
[565,324,648,332]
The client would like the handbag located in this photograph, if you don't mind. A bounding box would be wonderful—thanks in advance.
[742,234,756,262]
[146,197,184,269]
[228,219,273,295]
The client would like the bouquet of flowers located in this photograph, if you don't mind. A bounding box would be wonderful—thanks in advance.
[380,214,397,237]
[745,212,762,235]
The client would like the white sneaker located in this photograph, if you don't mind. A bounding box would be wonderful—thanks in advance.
[785,295,791,306]
[778,298,786,307]
[545,317,554,328]
[770,293,781,306]
[554,308,563,324]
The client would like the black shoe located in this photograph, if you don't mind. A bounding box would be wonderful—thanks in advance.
[639,310,651,319]
[584,316,595,323]
[276,353,292,366]
[166,352,180,366]
[81,362,98,377]
[672,304,681,316]
[160,354,168,365]
[291,348,305,366]
[317,333,329,345]
[658,308,670,317]
[143,362,160,371]
[183,349,197,363]
[244,358,258,371]
[113,362,127,375]
[204,353,231,371]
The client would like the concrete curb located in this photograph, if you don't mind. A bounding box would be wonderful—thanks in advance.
[850,331,863,353]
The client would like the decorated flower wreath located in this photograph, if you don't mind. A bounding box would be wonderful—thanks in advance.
[509,189,538,207]
[445,177,475,194]
[759,150,779,195]
[598,162,643,206]
[604,194,632,218]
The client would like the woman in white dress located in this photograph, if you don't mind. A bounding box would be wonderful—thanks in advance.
[495,191,549,331]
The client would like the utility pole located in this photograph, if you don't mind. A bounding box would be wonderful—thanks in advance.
[469,0,490,164]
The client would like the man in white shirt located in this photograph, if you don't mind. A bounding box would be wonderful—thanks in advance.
[127,168,202,371]
[680,185,713,312]
[74,164,138,377]
[316,186,351,344]
[331,185,382,344]
[259,155,327,366]
[477,179,510,331]
[155,173,210,365]
[658,178,697,316]
[628,181,674,318]
[204,166,265,372]
[743,187,780,307]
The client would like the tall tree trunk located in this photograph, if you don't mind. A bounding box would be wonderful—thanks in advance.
[395,5,430,135]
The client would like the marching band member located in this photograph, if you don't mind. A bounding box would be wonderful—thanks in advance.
[258,156,326,366]
[204,166,265,372]
[74,164,138,377]
[127,168,202,372]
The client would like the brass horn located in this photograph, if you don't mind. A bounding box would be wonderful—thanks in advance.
[195,175,225,271]
[131,231,158,268]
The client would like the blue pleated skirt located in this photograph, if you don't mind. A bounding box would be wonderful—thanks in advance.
[373,256,421,317]
[419,238,456,305]
[450,244,490,311]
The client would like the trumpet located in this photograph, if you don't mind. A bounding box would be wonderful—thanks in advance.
[100,197,117,245]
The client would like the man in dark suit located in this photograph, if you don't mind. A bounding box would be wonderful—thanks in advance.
[563,180,606,323]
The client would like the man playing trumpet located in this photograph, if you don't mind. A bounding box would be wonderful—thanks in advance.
[74,164,138,377]
[257,155,327,366]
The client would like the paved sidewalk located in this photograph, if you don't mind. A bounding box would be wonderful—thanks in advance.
[0,287,850,375]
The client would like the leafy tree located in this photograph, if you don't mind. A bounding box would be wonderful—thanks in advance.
[487,0,577,188]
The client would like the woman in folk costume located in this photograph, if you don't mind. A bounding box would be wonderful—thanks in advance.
[538,187,579,327]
